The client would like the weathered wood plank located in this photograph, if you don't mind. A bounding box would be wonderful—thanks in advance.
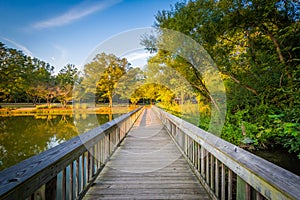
[87,188,207,195]
[84,193,210,200]
[84,108,210,199]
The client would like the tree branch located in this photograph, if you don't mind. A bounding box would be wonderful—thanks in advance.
[224,72,258,95]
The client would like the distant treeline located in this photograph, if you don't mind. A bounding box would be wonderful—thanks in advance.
[0,42,79,107]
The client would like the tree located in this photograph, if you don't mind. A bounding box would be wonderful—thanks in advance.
[115,67,145,104]
[0,44,28,102]
[81,53,129,108]
[0,42,55,104]
[26,59,54,105]
[56,64,79,107]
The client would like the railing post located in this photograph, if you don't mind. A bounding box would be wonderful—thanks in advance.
[228,169,233,200]
[75,159,79,197]
[81,153,86,189]
[70,162,74,200]
[221,163,225,200]
[206,152,210,185]
[201,146,205,176]
[62,168,66,200]
[237,176,251,200]
[46,176,57,200]
[87,151,91,183]
[116,127,120,145]
[215,159,219,198]
[210,154,214,191]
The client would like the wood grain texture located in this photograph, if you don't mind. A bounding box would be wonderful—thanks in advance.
[84,108,210,200]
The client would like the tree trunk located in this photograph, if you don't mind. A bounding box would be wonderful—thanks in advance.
[63,100,67,108]
[109,95,113,109]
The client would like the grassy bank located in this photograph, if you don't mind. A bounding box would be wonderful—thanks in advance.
[0,103,138,116]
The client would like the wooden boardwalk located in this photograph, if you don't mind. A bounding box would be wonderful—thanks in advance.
[84,108,210,199]
[2,107,299,199]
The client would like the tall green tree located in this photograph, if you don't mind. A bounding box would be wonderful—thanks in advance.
[26,58,54,105]
[115,67,145,104]
[0,42,55,104]
[0,43,28,102]
[82,53,129,108]
[56,64,80,107]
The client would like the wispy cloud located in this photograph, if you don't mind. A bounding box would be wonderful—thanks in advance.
[1,37,33,57]
[50,44,69,74]
[126,51,151,61]
[125,51,152,67]
[33,0,122,29]
[52,44,68,63]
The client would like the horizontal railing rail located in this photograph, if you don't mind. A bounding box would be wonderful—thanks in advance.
[154,106,300,200]
[0,107,144,200]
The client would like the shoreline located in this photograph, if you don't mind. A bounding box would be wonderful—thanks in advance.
[0,105,138,116]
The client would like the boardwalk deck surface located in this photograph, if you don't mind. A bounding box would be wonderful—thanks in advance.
[84,108,210,200]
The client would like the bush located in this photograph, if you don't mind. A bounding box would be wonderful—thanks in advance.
[48,105,59,109]
[74,104,81,109]
[36,105,48,109]
[81,103,88,109]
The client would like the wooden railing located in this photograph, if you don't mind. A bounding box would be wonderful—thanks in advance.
[0,107,143,200]
[154,106,300,200]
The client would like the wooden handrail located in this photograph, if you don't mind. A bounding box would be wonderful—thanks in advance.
[153,106,300,200]
[0,107,143,200]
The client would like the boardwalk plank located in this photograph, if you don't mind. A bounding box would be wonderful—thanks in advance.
[84,108,210,199]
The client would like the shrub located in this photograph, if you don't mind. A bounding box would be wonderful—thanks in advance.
[74,104,81,109]
[81,103,88,109]
[36,105,48,109]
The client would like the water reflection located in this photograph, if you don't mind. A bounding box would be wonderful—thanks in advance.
[0,114,114,171]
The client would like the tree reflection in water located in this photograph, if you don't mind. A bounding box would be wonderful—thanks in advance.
[0,113,115,171]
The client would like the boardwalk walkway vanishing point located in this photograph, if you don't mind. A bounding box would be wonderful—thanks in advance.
[84,108,210,199]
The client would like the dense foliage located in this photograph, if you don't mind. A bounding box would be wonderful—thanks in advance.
[80,52,130,108]
[0,44,133,109]
[0,42,80,107]
[140,0,300,158]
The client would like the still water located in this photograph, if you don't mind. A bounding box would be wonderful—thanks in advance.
[0,113,119,171]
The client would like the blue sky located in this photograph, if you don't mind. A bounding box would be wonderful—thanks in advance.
[0,0,178,73]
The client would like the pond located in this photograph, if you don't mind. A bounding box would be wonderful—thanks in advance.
[0,113,120,171]
[250,148,300,176]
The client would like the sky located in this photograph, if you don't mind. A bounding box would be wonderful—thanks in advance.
[0,0,179,74]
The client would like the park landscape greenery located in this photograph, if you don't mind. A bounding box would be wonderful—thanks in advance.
[144,0,300,159]
[0,0,299,159]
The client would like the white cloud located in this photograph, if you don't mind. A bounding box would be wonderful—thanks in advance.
[125,51,152,68]
[126,52,150,61]
[33,0,122,29]
[50,44,69,74]
[1,37,33,57]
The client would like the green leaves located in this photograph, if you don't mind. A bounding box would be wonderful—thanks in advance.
[81,53,128,107]
[149,0,300,158]
[0,42,54,103]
